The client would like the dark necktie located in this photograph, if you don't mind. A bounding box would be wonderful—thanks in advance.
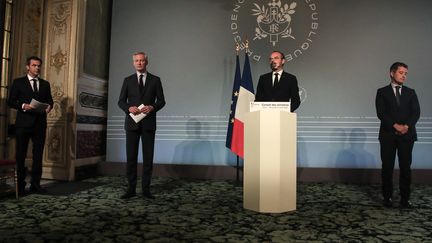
[139,74,144,94]
[271,73,279,101]
[273,73,279,87]
[32,79,38,94]
[395,85,401,106]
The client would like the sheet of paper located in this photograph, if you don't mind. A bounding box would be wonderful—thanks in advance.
[30,98,49,113]
[129,104,147,123]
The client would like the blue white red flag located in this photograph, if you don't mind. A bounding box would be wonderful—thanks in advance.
[226,53,255,158]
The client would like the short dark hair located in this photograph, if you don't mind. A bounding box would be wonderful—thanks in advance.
[26,56,42,66]
[390,62,408,73]
[272,50,285,60]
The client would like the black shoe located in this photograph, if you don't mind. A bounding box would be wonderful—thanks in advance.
[400,200,413,208]
[383,198,393,208]
[142,190,154,199]
[30,184,48,194]
[120,191,136,199]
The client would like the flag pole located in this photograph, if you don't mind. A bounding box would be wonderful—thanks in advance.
[235,40,249,183]
[235,43,241,183]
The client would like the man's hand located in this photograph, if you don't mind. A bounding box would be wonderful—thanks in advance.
[45,105,52,113]
[23,103,34,111]
[141,105,154,114]
[394,123,409,135]
[128,106,141,115]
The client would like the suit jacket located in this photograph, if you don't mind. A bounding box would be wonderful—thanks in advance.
[7,76,54,128]
[375,84,420,142]
[255,71,301,112]
[118,72,165,131]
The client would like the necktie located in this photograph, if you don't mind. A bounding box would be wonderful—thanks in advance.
[273,73,279,87]
[395,86,401,106]
[139,74,144,93]
[32,79,38,94]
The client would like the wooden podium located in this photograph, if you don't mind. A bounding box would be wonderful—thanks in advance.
[243,110,297,213]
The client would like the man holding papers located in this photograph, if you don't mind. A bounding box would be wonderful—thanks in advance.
[7,56,53,196]
[118,52,165,199]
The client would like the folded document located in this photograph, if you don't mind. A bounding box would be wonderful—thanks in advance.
[30,98,49,113]
[129,104,147,123]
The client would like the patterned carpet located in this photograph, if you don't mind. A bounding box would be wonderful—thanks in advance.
[1,176,432,242]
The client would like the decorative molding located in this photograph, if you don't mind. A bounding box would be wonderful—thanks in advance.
[79,92,107,110]
[76,131,107,159]
[45,126,65,166]
[52,2,71,36]
[50,45,68,74]
[48,83,66,120]
[41,0,73,179]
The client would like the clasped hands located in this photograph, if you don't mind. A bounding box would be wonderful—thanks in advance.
[393,123,409,135]
[129,105,154,115]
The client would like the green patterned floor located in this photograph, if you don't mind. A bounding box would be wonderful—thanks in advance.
[1,176,432,242]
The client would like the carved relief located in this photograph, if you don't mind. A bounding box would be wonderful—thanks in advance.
[79,92,107,110]
[76,131,107,159]
[41,0,73,177]
[48,83,65,119]
[50,45,68,74]
[46,128,62,162]
[52,2,71,35]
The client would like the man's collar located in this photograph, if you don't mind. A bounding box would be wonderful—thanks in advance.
[391,82,402,88]
[27,74,38,81]
[273,70,283,75]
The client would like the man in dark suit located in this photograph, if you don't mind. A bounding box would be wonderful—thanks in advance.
[7,56,54,196]
[255,51,301,112]
[375,62,420,208]
[118,52,165,199]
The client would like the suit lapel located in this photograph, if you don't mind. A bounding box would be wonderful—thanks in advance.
[399,85,406,105]
[268,72,275,89]
[273,71,286,89]
[24,77,34,94]
[142,74,151,95]
[386,84,399,106]
[38,79,45,93]
[130,75,141,96]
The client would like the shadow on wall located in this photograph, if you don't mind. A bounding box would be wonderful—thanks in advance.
[297,136,308,180]
[171,118,216,177]
[330,128,377,183]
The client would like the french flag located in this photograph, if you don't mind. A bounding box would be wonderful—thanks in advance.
[226,53,255,158]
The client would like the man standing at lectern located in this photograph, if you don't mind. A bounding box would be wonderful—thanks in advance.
[7,56,54,196]
[118,52,165,199]
[376,62,420,208]
[255,51,301,112]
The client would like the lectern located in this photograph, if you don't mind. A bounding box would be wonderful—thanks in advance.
[243,110,297,213]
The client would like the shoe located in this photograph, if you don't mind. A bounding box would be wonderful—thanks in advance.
[120,191,136,199]
[400,200,413,208]
[383,197,393,208]
[142,190,154,199]
[29,184,48,194]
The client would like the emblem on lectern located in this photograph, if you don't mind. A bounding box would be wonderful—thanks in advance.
[252,0,297,46]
